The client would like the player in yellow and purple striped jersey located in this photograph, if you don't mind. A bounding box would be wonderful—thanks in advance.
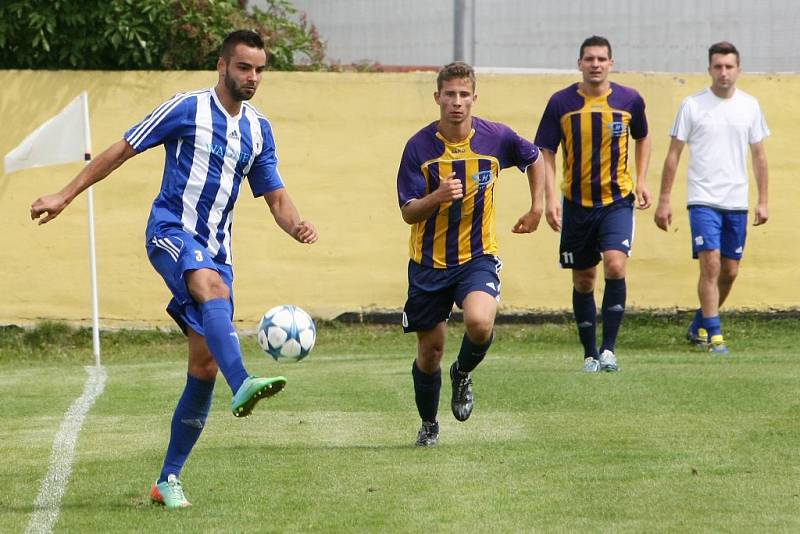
[535,36,652,374]
[397,62,545,446]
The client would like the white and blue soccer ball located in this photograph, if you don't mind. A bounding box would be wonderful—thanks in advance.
[257,304,316,362]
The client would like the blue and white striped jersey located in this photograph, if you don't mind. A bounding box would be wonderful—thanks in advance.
[124,87,285,265]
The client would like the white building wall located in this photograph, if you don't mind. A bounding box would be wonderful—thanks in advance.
[254,0,800,72]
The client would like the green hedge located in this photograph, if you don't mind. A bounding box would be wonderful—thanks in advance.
[0,0,326,70]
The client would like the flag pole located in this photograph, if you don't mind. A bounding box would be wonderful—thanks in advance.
[81,92,101,367]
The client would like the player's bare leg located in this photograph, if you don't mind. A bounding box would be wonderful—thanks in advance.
[697,250,729,353]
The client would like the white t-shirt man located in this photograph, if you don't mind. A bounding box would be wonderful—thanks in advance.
[669,88,770,210]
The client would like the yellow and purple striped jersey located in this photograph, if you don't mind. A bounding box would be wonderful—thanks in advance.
[534,82,648,208]
[397,117,539,269]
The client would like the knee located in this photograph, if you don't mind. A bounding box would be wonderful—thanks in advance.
[573,277,594,294]
[417,343,444,372]
[604,262,626,280]
[721,264,739,283]
[464,317,493,344]
[189,360,218,382]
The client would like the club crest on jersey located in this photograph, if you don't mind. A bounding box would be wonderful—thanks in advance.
[471,170,493,188]
[608,121,627,137]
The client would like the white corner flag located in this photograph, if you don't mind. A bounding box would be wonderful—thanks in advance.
[5,92,91,173]
[5,92,102,367]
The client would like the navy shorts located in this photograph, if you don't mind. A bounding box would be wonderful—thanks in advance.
[688,206,747,260]
[402,254,502,333]
[559,195,634,270]
[146,230,234,335]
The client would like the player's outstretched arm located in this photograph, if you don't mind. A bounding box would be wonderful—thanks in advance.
[512,155,545,233]
[263,188,318,244]
[654,137,685,231]
[751,141,769,226]
[30,139,137,225]
[400,171,463,224]
[541,149,561,232]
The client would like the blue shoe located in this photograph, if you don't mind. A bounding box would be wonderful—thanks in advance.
[687,326,709,349]
[708,335,730,354]
[583,357,600,373]
[231,375,286,417]
[598,349,619,372]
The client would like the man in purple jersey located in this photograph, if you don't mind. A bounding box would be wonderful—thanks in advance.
[30,30,317,509]
[397,62,544,446]
[535,36,652,374]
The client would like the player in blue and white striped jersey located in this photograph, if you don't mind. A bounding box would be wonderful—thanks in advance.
[30,30,318,509]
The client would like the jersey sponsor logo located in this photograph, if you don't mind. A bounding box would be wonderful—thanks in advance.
[205,142,251,163]
[450,147,466,154]
[608,121,628,137]
[472,170,493,188]
[228,130,240,139]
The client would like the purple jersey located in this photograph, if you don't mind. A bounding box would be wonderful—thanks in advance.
[534,82,647,208]
[397,117,539,269]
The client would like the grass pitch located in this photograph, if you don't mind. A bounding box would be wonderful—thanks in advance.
[1,315,799,533]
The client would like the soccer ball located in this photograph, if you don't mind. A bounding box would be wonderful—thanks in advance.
[257,304,316,362]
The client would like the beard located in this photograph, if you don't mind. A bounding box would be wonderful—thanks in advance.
[224,69,256,102]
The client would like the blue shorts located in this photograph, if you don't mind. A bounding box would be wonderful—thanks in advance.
[146,231,234,335]
[688,206,747,260]
[402,254,502,333]
[559,195,634,270]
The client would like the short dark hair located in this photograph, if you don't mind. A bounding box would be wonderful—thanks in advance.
[708,41,740,65]
[221,30,265,60]
[437,61,476,92]
[579,35,612,59]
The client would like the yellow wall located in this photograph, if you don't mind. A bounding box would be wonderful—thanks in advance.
[1,70,797,327]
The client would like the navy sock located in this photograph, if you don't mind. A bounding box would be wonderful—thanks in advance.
[702,315,722,338]
[158,374,215,483]
[455,332,493,374]
[201,298,248,394]
[690,308,703,333]
[411,361,441,423]
[573,288,598,358]
[600,278,626,353]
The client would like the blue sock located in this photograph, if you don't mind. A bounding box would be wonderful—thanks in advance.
[455,332,493,374]
[573,288,598,358]
[690,308,703,333]
[411,361,440,423]
[201,298,249,394]
[702,315,722,338]
[600,278,626,353]
[158,374,215,483]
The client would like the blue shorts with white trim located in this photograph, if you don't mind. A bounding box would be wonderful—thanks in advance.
[146,230,234,335]
[402,254,502,333]
[688,205,747,260]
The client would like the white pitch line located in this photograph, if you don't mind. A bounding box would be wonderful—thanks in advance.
[25,365,108,534]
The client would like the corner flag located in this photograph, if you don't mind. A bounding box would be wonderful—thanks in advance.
[5,92,91,174]
[5,92,102,366]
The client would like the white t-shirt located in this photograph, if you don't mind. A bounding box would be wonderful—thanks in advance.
[670,87,769,210]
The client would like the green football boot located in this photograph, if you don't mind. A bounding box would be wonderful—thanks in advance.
[150,474,191,509]
[231,375,287,417]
